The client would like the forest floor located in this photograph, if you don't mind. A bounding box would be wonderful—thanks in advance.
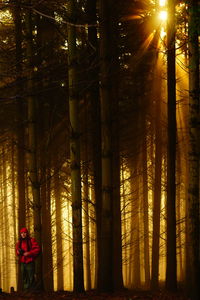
[0,289,190,300]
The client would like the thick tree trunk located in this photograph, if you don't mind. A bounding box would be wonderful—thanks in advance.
[142,127,150,289]
[98,0,113,292]
[121,165,129,285]
[83,166,92,290]
[151,64,162,290]
[25,8,43,290]
[12,0,26,290]
[85,0,102,288]
[13,0,26,231]
[54,169,64,291]
[110,1,123,291]
[132,173,141,288]
[187,1,200,299]
[176,148,184,282]
[67,0,84,292]
[11,140,18,282]
[165,0,177,291]
[41,166,54,291]
[2,147,9,291]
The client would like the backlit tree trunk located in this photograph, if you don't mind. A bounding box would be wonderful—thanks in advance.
[132,172,141,288]
[11,140,18,282]
[25,8,43,289]
[187,1,200,299]
[110,1,123,291]
[176,147,184,282]
[2,147,9,291]
[151,62,162,290]
[83,165,92,290]
[85,0,102,287]
[142,124,150,288]
[98,0,114,291]
[54,169,64,291]
[165,0,177,291]
[67,0,84,292]
[12,0,26,290]
[41,166,53,291]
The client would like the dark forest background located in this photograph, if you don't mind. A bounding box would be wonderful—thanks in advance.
[0,1,199,300]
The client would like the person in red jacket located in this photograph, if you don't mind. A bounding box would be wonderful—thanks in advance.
[16,227,40,291]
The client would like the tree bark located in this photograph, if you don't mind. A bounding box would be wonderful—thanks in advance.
[132,172,141,288]
[67,0,84,292]
[85,0,102,288]
[151,63,162,291]
[12,0,26,290]
[165,0,177,291]
[83,166,92,290]
[24,8,43,289]
[187,1,200,299]
[41,166,54,291]
[54,169,64,291]
[98,0,113,291]
[110,1,123,291]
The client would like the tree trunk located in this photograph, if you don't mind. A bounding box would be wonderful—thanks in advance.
[176,147,184,282]
[83,166,92,290]
[11,140,18,283]
[24,8,43,290]
[12,0,26,235]
[54,169,64,291]
[187,1,200,299]
[13,2,26,289]
[2,147,9,291]
[86,0,102,288]
[110,1,123,291]
[98,0,113,292]
[142,126,150,289]
[132,172,141,288]
[67,0,84,292]
[165,0,177,291]
[151,63,162,290]
[121,164,129,285]
[41,166,54,291]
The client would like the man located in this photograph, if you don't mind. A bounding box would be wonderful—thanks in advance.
[16,227,40,291]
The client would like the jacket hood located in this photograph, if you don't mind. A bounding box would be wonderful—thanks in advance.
[20,227,29,234]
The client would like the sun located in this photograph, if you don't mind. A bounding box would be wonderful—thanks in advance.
[159,10,167,21]
[159,0,166,7]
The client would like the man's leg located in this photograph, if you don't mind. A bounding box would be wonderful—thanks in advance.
[20,263,28,290]
[25,262,35,290]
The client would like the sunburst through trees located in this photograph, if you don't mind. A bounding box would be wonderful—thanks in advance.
[0,1,199,299]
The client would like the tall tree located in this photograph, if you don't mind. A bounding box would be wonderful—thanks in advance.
[187,1,200,299]
[85,0,102,287]
[41,166,54,291]
[54,168,64,291]
[98,0,113,291]
[83,162,92,290]
[36,5,55,290]
[165,0,177,291]
[12,0,26,230]
[12,0,26,290]
[2,146,10,291]
[24,7,43,289]
[67,0,84,292]
[110,1,124,291]
[151,58,163,290]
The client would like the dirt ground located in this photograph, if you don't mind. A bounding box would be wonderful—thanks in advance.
[0,290,190,300]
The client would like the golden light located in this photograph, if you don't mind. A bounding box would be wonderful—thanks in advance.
[160,27,166,39]
[159,10,167,21]
[159,0,166,7]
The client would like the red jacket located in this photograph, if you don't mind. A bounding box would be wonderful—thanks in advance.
[16,237,40,264]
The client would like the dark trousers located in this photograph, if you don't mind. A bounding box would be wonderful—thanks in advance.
[20,262,35,290]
